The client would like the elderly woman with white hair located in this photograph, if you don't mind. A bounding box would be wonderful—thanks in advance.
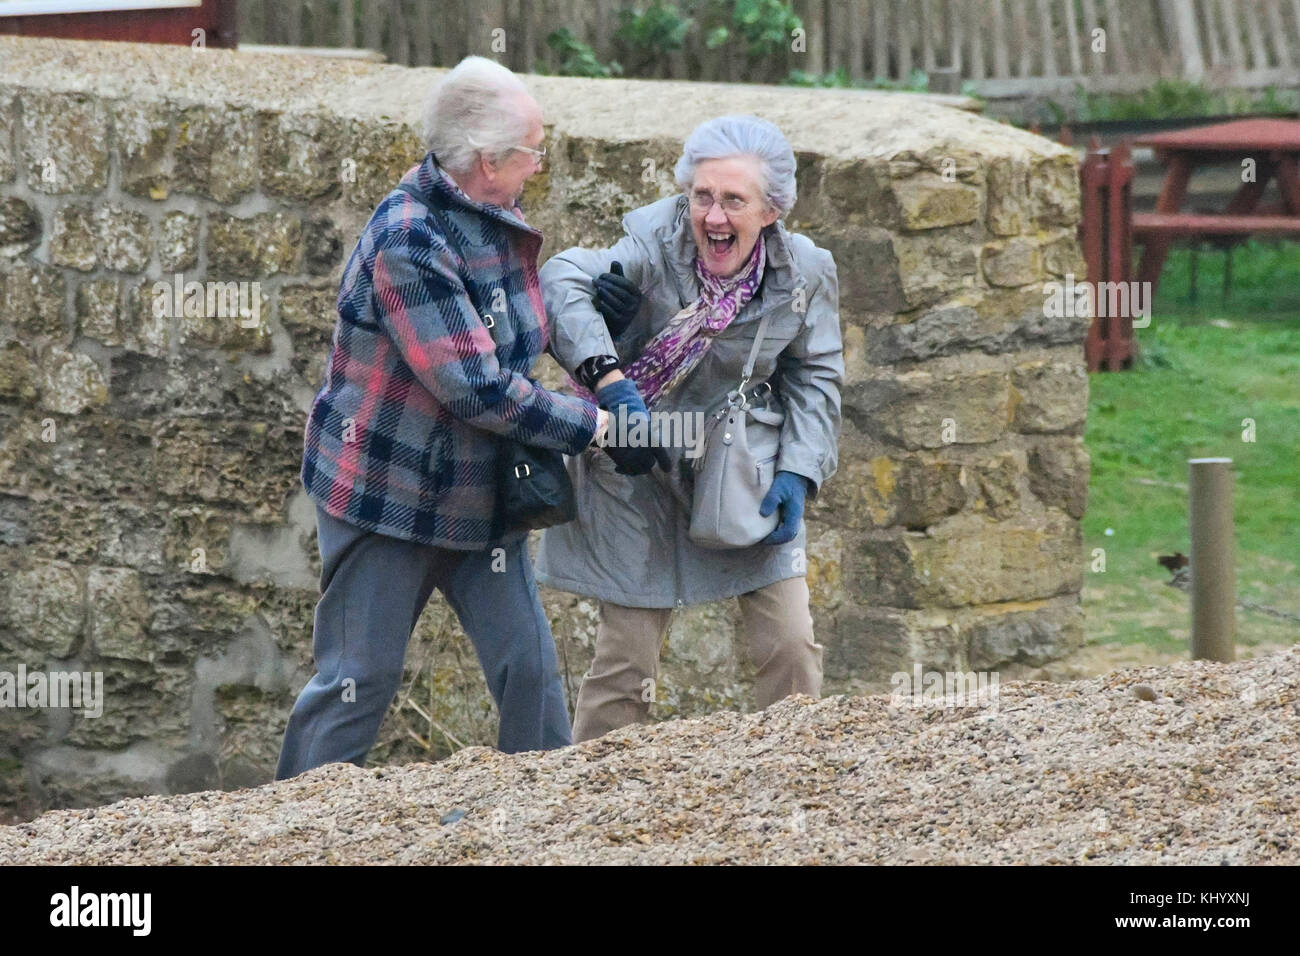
[277,56,660,778]
[538,115,844,742]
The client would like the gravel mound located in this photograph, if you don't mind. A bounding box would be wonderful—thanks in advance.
[3,647,1297,865]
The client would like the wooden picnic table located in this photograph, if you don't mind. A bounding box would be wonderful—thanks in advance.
[1132,118,1300,295]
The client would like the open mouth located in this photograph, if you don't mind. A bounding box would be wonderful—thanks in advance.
[706,231,736,256]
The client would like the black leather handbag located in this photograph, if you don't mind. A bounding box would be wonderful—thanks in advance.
[393,179,578,536]
[495,435,577,533]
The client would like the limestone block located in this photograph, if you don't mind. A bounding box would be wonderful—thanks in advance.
[1010,358,1088,433]
[0,558,84,658]
[174,105,257,202]
[0,341,39,402]
[50,205,97,271]
[35,417,154,502]
[176,283,272,353]
[982,237,1043,287]
[817,453,967,530]
[0,196,39,257]
[965,597,1085,670]
[116,100,172,199]
[38,346,108,415]
[968,450,1023,519]
[1032,153,1082,228]
[207,211,301,278]
[813,228,907,317]
[1041,232,1087,278]
[985,155,1030,237]
[152,419,300,520]
[25,497,102,563]
[804,525,844,611]
[59,658,191,749]
[892,227,980,308]
[75,279,122,345]
[892,173,981,231]
[302,216,342,276]
[87,566,151,662]
[148,578,256,641]
[0,92,15,182]
[824,606,914,684]
[93,204,153,273]
[158,211,200,272]
[844,361,1010,449]
[279,282,337,336]
[97,503,168,575]
[1028,437,1090,519]
[819,159,892,229]
[341,118,423,212]
[851,512,1083,609]
[161,505,233,577]
[21,91,109,194]
[124,279,173,357]
[258,110,342,201]
[867,285,1085,362]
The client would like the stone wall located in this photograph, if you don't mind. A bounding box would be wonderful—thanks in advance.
[0,37,1088,820]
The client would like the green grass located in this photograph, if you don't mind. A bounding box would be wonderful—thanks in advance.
[1082,240,1300,657]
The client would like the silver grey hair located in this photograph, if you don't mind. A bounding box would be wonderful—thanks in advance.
[421,56,533,175]
[673,115,797,215]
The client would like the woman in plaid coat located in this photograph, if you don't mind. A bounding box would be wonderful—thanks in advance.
[277,58,651,777]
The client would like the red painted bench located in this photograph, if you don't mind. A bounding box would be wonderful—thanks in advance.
[1133,212,1300,237]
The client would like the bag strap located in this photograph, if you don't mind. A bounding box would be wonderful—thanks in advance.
[734,274,809,404]
[734,308,775,402]
[395,177,501,337]
[395,178,517,464]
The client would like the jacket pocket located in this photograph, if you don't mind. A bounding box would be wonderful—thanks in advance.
[423,430,453,498]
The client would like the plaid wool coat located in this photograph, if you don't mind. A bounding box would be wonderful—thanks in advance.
[301,153,600,549]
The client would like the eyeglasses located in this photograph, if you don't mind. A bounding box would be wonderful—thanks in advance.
[511,143,547,162]
[689,189,751,214]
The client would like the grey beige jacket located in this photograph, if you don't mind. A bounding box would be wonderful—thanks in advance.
[536,194,843,608]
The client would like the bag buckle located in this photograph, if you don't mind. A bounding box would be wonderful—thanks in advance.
[514,463,531,479]
[731,376,752,409]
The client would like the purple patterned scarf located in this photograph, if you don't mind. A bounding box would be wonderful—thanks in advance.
[579,235,766,408]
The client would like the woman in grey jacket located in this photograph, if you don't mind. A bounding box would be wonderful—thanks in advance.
[538,115,844,742]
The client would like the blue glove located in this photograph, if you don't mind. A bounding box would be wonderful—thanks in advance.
[595,378,671,476]
[759,471,810,545]
[593,261,641,338]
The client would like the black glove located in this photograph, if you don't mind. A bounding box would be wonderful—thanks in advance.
[593,261,641,338]
[595,378,670,476]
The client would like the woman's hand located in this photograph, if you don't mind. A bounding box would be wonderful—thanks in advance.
[593,261,642,338]
[595,377,670,475]
[759,471,810,545]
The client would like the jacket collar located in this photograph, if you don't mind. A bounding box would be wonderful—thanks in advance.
[400,152,543,239]
[657,194,801,308]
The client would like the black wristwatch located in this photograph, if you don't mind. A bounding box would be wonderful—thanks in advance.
[575,354,622,391]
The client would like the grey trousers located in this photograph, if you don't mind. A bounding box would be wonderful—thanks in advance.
[275,505,571,780]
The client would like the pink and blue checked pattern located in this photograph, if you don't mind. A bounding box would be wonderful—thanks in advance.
[301,154,599,549]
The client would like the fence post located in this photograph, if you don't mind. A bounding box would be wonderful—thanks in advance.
[1188,457,1235,662]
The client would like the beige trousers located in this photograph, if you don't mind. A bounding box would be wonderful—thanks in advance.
[571,576,824,743]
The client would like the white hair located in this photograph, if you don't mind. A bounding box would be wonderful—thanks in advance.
[673,115,797,215]
[421,56,533,175]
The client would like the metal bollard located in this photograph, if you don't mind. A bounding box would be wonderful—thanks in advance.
[1188,457,1235,662]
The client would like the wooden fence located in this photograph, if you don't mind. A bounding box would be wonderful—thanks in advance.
[237,0,1300,91]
